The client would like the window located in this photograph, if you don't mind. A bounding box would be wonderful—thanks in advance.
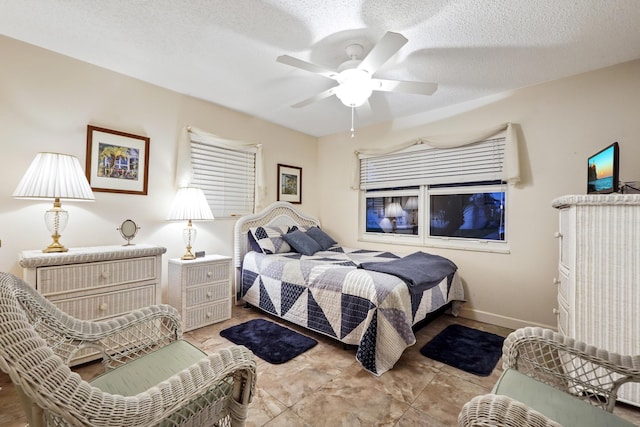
[189,133,257,218]
[359,137,509,252]
[427,183,506,247]
[365,188,420,236]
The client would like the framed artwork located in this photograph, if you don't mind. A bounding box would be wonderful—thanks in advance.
[86,125,150,195]
[277,163,302,204]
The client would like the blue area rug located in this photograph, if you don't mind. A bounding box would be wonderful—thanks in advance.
[220,318,317,364]
[420,324,505,376]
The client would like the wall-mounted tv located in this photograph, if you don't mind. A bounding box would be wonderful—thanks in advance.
[587,142,619,194]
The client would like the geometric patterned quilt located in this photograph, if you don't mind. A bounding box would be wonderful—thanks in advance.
[241,246,465,375]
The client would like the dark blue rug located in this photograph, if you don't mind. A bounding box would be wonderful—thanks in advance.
[220,319,317,364]
[420,324,505,376]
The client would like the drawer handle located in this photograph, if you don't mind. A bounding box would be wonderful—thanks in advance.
[554,231,562,238]
[100,271,111,279]
[207,271,213,277]
[206,312,212,318]
[552,308,560,315]
[553,277,560,285]
[99,303,108,311]
[206,292,212,298]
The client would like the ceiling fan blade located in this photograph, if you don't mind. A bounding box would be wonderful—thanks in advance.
[277,55,338,80]
[357,31,408,75]
[373,79,438,96]
[291,86,338,108]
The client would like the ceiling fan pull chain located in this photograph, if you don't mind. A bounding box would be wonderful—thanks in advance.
[350,106,355,138]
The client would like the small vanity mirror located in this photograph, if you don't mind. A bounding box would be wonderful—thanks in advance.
[117,219,140,246]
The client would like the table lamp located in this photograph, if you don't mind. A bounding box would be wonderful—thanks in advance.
[385,201,404,232]
[403,196,419,226]
[13,152,95,253]
[167,187,214,260]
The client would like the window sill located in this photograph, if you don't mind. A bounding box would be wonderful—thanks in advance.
[359,234,510,254]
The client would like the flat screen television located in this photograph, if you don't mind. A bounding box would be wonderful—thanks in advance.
[587,142,619,194]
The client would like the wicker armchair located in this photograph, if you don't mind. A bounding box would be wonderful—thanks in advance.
[458,327,640,427]
[0,272,256,427]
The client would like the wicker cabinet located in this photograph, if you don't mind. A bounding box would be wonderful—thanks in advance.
[552,194,640,406]
[19,244,166,365]
[167,255,232,332]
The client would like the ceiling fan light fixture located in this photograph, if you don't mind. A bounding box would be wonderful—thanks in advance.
[334,68,373,107]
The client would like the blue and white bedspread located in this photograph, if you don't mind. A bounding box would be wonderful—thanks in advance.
[241,246,465,375]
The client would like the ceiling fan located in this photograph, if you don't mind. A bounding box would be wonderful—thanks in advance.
[277,31,438,110]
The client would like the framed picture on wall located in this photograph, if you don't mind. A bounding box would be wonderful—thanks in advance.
[277,164,302,204]
[86,125,150,195]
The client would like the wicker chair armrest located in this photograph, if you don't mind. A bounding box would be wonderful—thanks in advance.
[10,274,183,366]
[458,394,562,427]
[26,346,257,427]
[37,304,183,369]
[502,327,640,411]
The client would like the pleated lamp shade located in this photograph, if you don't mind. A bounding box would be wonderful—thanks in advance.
[13,152,94,253]
[385,202,404,218]
[167,187,214,221]
[167,187,214,260]
[13,152,95,201]
[403,196,419,211]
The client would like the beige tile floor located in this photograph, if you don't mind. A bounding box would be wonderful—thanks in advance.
[2,305,639,426]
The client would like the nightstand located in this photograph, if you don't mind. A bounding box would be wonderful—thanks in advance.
[167,255,232,332]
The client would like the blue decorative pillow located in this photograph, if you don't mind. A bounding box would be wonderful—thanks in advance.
[282,229,322,256]
[306,226,337,251]
[249,226,291,254]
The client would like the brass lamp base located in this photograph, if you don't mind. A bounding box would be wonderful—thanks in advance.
[43,233,68,253]
[181,246,196,260]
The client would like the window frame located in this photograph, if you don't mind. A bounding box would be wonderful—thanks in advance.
[424,182,509,253]
[359,188,422,245]
[360,183,509,253]
[357,135,511,253]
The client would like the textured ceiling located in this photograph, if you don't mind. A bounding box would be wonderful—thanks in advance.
[2,0,640,137]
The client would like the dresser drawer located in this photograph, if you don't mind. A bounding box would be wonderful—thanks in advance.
[186,282,229,307]
[182,262,229,287]
[184,300,231,330]
[37,257,157,295]
[54,284,158,321]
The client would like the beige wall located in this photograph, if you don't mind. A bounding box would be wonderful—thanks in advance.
[2,33,639,330]
[0,35,318,299]
[317,59,640,330]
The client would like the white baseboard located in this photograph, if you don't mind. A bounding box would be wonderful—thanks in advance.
[457,307,556,331]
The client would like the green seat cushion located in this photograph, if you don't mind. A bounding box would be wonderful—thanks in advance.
[493,369,635,427]
[90,340,207,396]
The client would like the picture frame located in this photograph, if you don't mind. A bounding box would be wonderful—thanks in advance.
[277,163,302,204]
[86,125,150,195]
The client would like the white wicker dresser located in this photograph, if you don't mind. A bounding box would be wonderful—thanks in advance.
[552,194,640,406]
[19,244,166,365]
[167,255,232,332]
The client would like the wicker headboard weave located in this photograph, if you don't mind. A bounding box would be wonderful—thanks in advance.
[233,202,320,300]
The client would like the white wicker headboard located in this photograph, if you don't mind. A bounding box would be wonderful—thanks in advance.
[233,201,320,300]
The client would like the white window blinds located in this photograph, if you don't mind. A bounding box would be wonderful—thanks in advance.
[360,137,506,189]
[189,134,256,217]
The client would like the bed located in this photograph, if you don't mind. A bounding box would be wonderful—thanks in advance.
[233,201,465,375]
